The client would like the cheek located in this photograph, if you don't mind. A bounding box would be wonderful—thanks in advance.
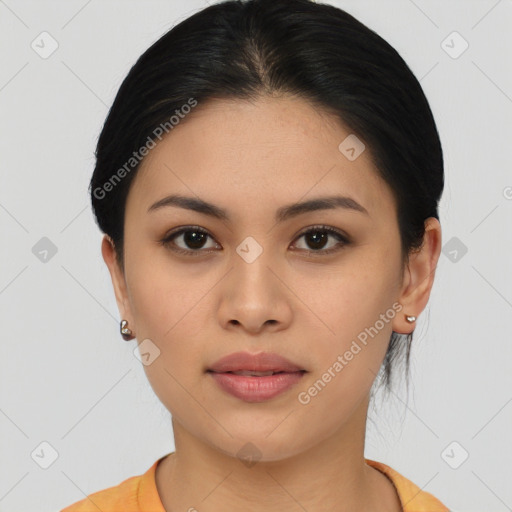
[295,289,396,425]
[127,267,210,417]
[127,258,216,385]
[303,259,396,336]
[127,249,196,335]
[299,254,400,385]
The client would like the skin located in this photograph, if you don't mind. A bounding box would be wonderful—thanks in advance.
[102,95,442,512]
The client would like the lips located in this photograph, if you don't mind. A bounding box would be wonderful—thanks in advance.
[207,351,306,402]
[207,351,305,374]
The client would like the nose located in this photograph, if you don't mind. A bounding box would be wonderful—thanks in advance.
[217,248,293,335]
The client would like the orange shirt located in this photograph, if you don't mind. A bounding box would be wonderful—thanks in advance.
[60,455,449,511]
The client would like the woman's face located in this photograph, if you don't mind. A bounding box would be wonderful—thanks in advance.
[103,95,439,461]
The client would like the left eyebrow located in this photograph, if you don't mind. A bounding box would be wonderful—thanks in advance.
[147,194,369,221]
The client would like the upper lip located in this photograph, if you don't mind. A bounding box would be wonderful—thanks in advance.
[207,351,305,373]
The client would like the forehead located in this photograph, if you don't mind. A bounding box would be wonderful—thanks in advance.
[128,95,394,219]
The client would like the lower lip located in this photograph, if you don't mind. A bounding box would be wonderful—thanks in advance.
[207,371,305,402]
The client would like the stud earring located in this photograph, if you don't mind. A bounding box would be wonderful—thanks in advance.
[120,319,134,341]
[405,315,417,323]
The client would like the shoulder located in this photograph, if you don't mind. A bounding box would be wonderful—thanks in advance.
[60,458,165,512]
[60,473,141,512]
[365,458,450,512]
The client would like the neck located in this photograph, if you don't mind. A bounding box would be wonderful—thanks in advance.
[155,396,402,512]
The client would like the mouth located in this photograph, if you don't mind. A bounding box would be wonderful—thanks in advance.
[206,351,306,374]
[207,369,307,376]
[205,351,307,402]
[206,369,307,402]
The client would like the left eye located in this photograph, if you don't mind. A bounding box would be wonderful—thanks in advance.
[160,225,350,256]
[161,227,218,254]
[293,226,350,254]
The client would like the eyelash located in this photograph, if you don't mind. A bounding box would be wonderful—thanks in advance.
[159,225,351,257]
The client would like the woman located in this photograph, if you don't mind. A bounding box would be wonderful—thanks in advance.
[62,0,448,510]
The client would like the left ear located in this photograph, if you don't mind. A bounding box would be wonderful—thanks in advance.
[393,217,442,334]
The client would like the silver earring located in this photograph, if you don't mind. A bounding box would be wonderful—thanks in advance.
[120,319,134,340]
[405,315,416,323]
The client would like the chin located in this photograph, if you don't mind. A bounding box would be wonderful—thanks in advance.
[205,428,316,465]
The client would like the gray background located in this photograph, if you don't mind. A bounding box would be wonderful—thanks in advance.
[1,1,511,511]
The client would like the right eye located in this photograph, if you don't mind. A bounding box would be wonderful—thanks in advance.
[159,226,220,256]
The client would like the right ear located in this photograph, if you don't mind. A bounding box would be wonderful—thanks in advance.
[101,235,135,331]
